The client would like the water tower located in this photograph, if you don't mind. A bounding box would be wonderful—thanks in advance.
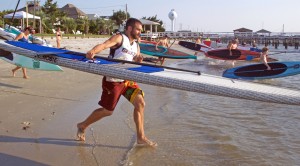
[168,9,177,32]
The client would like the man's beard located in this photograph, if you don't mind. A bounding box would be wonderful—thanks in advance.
[131,32,139,40]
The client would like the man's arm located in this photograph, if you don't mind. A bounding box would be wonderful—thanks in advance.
[262,54,271,70]
[86,34,121,59]
[155,40,162,50]
[133,44,143,63]
[166,41,170,48]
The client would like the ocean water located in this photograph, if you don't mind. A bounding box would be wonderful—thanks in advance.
[121,44,300,165]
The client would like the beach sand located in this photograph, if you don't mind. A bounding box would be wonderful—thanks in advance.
[0,37,149,165]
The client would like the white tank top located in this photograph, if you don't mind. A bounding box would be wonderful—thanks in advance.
[106,34,138,82]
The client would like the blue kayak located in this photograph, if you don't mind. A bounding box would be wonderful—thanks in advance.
[139,43,197,59]
[223,61,300,80]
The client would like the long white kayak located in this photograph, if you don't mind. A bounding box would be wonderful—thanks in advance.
[0,39,300,105]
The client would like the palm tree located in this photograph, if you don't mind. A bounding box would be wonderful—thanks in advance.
[61,16,76,34]
[104,19,116,35]
[0,10,17,27]
[34,10,47,33]
[74,16,92,34]
[42,0,66,31]
[111,10,130,26]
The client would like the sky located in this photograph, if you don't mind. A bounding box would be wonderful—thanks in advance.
[2,0,300,32]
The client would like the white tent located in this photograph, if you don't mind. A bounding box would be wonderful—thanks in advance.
[4,11,41,32]
[4,11,41,19]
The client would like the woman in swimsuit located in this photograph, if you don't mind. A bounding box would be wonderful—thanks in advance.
[12,26,33,79]
[56,27,62,48]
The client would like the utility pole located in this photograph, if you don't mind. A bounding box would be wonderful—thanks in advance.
[26,1,29,27]
[125,4,127,21]
[33,0,36,29]
[9,0,21,29]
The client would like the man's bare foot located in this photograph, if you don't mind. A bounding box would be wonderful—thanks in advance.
[12,70,16,77]
[76,124,85,141]
[23,75,29,79]
[137,138,157,147]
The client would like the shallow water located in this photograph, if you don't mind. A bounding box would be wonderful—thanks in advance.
[121,45,300,165]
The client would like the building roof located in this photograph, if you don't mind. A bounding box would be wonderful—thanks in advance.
[256,29,271,33]
[87,14,100,20]
[60,4,86,19]
[233,27,253,32]
[140,19,160,25]
[17,1,41,13]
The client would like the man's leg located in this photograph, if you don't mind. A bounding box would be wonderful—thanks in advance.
[77,107,113,141]
[133,94,157,146]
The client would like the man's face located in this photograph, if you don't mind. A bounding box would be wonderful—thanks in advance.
[130,23,142,40]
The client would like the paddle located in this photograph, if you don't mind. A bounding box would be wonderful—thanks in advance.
[168,39,176,49]
[9,0,21,29]
[37,51,202,75]
[268,52,286,56]
[269,50,300,54]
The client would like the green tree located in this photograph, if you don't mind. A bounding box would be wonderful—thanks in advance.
[0,10,18,27]
[75,17,85,33]
[103,19,115,35]
[61,16,76,34]
[34,10,47,33]
[111,10,130,26]
[88,19,98,34]
[142,15,165,32]
[81,17,90,34]
[42,0,65,31]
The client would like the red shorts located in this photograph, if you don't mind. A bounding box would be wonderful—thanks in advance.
[98,77,144,111]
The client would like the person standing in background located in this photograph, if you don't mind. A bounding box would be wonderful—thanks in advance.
[56,27,62,48]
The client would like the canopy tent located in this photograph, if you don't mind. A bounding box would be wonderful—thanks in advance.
[140,19,160,33]
[4,11,41,32]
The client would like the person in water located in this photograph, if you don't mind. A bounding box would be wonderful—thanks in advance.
[227,39,239,66]
[228,39,238,56]
[55,27,62,48]
[155,35,170,65]
[260,47,271,70]
[194,36,202,56]
[76,18,157,147]
[12,26,34,79]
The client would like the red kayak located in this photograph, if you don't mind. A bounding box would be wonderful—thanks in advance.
[205,48,261,61]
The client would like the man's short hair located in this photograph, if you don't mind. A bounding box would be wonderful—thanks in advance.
[125,18,142,30]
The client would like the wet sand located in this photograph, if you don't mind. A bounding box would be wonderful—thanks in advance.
[0,37,147,165]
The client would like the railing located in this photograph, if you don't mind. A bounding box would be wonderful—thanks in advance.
[141,31,300,39]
